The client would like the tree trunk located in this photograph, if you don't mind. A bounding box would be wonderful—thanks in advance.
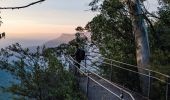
[127,0,150,96]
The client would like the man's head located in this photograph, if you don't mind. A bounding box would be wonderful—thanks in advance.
[75,44,79,49]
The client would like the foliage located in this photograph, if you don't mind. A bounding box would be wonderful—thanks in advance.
[149,4,170,75]
[0,43,86,100]
[75,26,84,32]
[62,29,89,56]
[86,0,170,99]
[86,0,141,92]
[87,0,135,62]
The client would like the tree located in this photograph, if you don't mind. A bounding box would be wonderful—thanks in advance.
[0,43,86,100]
[126,0,150,96]
[87,0,140,92]
[87,0,170,99]
[75,26,84,32]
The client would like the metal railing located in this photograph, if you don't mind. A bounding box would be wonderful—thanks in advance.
[65,55,135,100]
[90,51,170,78]
[101,56,170,78]
[87,51,170,100]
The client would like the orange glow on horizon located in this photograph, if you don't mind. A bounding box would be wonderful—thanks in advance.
[0,0,95,41]
[0,20,77,39]
[1,20,76,33]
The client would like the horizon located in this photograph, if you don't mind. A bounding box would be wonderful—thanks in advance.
[0,0,158,48]
[0,0,95,36]
[0,32,76,48]
[0,0,158,34]
[0,0,95,48]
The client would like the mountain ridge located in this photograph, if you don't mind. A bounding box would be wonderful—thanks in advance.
[28,33,75,53]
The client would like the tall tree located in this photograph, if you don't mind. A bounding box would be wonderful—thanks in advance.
[87,0,170,99]
[126,0,150,96]
[87,0,141,92]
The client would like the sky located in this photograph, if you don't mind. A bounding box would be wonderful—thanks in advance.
[0,0,158,48]
[0,0,96,39]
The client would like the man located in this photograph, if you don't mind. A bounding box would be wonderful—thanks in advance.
[74,44,85,75]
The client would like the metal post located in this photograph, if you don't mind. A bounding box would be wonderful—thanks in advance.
[86,73,89,97]
[110,61,113,81]
[148,71,151,98]
[120,89,124,100]
[166,77,169,100]
[85,55,87,73]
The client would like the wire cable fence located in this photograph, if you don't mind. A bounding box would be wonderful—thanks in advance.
[87,51,170,100]
[65,55,136,100]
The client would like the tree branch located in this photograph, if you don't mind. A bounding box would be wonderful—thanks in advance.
[0,0,45,10]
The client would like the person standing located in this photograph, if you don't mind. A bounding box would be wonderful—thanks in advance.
[74,44,85,75]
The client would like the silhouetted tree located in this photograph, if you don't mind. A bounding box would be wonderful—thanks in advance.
[75,26,84,32]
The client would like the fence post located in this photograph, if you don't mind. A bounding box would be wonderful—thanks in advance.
[110,61,113,81]
[86,72,89,98]
[120,89,124,100]
[85,55,87,73]
[166,77,169,100]
[148,71,151,98]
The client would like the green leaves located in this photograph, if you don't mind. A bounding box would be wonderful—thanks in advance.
[0,44,86,100]
[87,0,170,99]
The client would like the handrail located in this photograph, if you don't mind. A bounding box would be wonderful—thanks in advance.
[102,56,170,78]
[67,55,135,100]
[86,56,170,84]
[65,56,122,99]
[102,61,170,84]
[89,51,170,78]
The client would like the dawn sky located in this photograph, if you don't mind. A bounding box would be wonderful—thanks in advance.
[0,0,95,38]
[0,0,158,48]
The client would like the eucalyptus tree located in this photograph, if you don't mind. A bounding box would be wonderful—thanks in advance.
[86,0,140,93]
[86,0,170,97]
